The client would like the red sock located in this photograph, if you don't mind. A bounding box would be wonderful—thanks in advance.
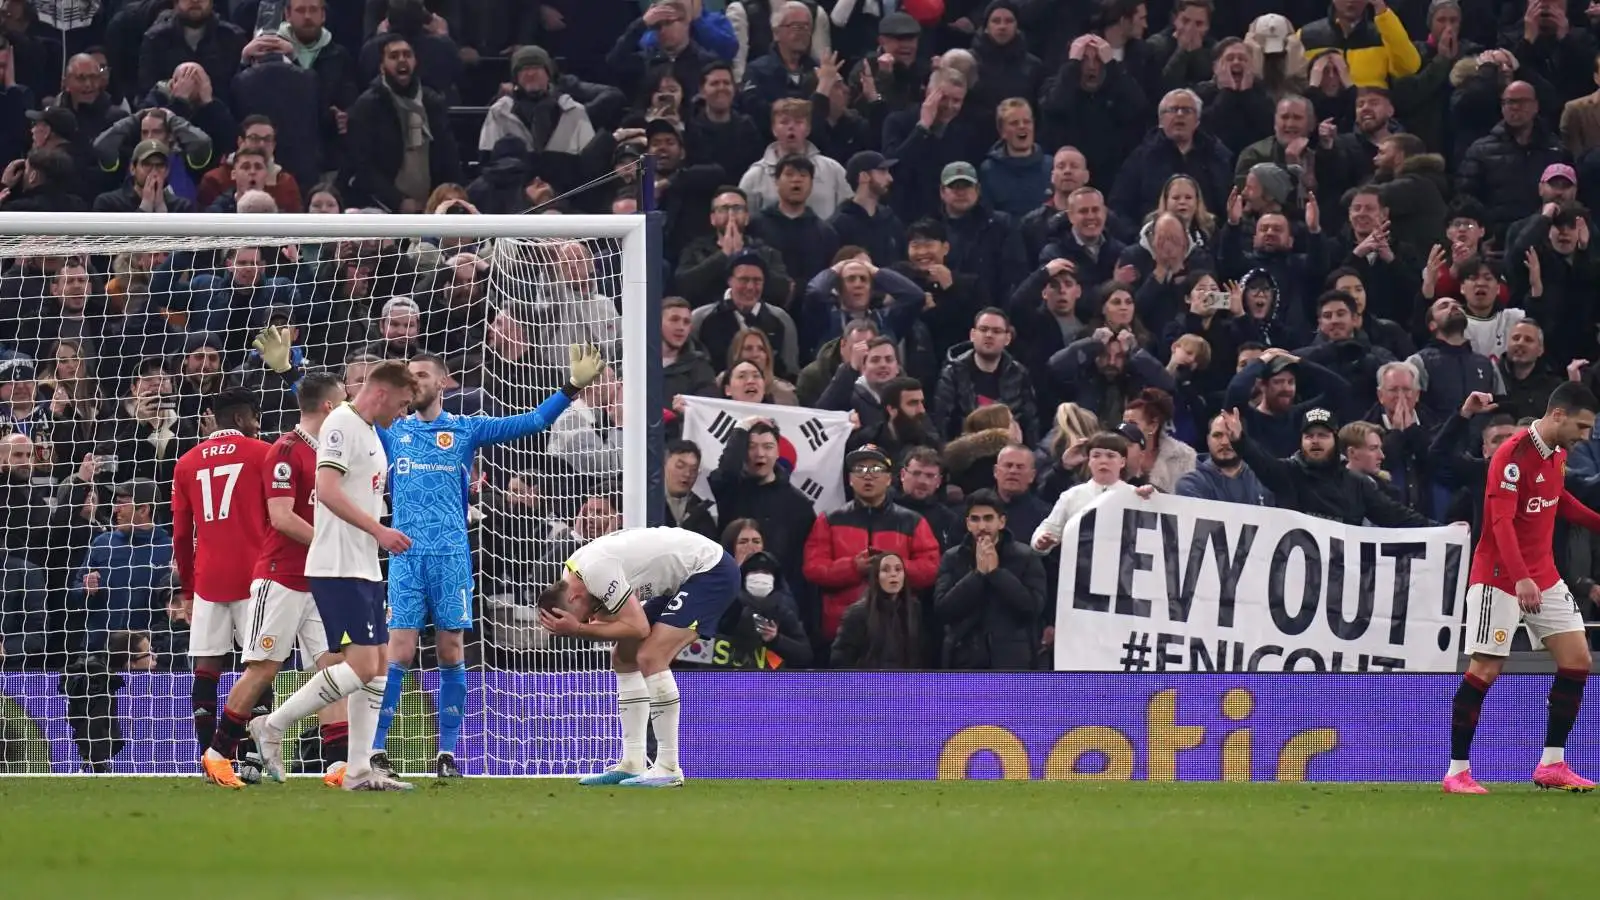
[320,721,349,765]
[210,707,249,760]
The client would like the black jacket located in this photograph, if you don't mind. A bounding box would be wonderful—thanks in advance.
[674,235,792,311]
[941,202,1028,302]
[136,11,247,97]
[933,530,1048,670]
[708,425,816,581]
[341,76,461,212]
[1234,434,1435,528]
[1038,59,1149,195]
[1408,339,1500,425]
[748,205,840,287]
[829,199,907,267]
[933,344,1040,445]
[1457,121,1568,236]
[1108,128,1234,226]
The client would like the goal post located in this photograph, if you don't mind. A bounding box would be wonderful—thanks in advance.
[0,211,661,775]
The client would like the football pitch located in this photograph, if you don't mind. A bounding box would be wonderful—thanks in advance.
[0,778,1588,897]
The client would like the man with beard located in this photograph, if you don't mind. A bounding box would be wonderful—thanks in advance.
[1224,406,1433,526]
[343,35,460,213]
[1510,200,1600,367]
[1313,86,1400,224]
[819,336,903,432]
[933,309,1040,444]
[175,334,235,422]
[938,162,1027,301]
[851,376,938,463]
[1405,297,1503,424]
[708,418,816,588]
[366,347,604,780]
[1369,133,1449,264]
[1225,347,1353,458]
[1175,411,1274,505]
[1496,320,1568,422]
[1050,326,1176,423]
[933,488,1049,671]
[831,151,906,266]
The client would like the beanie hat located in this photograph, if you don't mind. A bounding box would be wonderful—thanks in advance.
[511,45,554,78]
[1249,163,1294,208]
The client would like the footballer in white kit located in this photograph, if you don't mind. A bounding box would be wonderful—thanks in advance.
[538,527,741,787]
[249,361,418,792]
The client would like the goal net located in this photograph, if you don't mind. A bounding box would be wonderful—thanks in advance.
[0,212,652,776]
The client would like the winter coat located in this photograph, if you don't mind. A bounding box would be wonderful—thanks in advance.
[1223,357,1353,459]
[1174,457,1275,506]
[70,525,174,645]
[829,199,907,266]
[934,530,1048,670]
[341,77,461,212]
[942,202,1028,300]
[978,142,1052,219]
[802,500,942,640]
[1372,153,1450,264]
[1108,128,1234,226]
[1297,7,1421,89]
[477,91,596,157]
[1457,121,1568,236]
[136,10,246,97]
[1048,335,1177,422]
[932,344,1040,445]
[1404,340,1502,425]
[1234,434,1434,527]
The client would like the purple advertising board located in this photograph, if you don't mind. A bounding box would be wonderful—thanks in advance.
[2,672,1594,781]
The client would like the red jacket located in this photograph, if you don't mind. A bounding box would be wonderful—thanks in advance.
[802,500,942,639]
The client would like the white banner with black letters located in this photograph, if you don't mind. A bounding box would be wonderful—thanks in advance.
[680,396,854,514]
[1054,491,1470,672]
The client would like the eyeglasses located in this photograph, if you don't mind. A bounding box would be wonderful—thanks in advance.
[851,465,889,476]
[1160,106,1197,116]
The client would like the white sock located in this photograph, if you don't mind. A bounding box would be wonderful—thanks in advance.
[617,671,649,772]
[267,662,364,732]
[646,670,681,773]
[1541,747,1565,766]
[346,675,387,778]
[1447,760,1471,777]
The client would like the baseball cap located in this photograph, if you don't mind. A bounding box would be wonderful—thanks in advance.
[1249,13,1292,55]
[1300,407,1338,435]
[845,445,892,469]
[1263,354,1297,376]
[727,249,767,276]
[940,161,978,187]
[1542,163,1578,186]
[114,478,162,506]
[741,550,782,575]
[845,150,896,186]
[644,117,682,142]
[879,11,921,36]
[131,139,170,164]
[1114,422,1147,449]
[26,106,78,140]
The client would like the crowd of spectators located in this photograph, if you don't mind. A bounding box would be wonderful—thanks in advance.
[5,0,1600,673]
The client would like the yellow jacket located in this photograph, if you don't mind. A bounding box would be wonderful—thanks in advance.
[1297,8,1421,89]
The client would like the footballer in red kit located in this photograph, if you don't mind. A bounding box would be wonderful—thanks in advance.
[202,374,350,789]
[170,389,271,756]
[1446,382,1600,794]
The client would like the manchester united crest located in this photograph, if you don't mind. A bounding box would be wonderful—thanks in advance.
[436,432,455,450]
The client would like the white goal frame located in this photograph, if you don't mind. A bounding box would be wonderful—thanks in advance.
[0,212,654,529]
[0,211,656,776]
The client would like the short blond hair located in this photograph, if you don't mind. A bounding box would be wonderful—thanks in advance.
[996,97,1032,126]
[771,98,812,122]
[1338,421,1384,453]
[1172,333,1211,371]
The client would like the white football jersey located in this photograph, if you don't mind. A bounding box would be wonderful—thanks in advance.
[306,403,388,581]
[564,527,725,615]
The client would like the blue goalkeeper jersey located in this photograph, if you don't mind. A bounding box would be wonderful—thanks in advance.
[382,392,573,556]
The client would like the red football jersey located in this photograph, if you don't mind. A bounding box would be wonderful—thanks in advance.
[253,428,318,592]
[1470,425,1600,593]
[172,429,273,603]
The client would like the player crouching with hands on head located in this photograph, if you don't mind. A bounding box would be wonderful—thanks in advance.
[537,526,742,787]
[1446,382,1600,794]
[1030,430,1154,553]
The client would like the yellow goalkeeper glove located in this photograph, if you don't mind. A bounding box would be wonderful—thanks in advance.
[569,343,606,389]
[252,325,293,374]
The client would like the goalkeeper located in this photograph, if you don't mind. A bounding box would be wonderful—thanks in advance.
[253,328,606,778]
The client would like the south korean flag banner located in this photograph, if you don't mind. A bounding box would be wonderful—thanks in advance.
[680,396,855,514]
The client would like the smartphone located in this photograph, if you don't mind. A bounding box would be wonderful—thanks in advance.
[1203,290,1232,311]
[255,0,285,36]
[157,394,177,412]
[752,614,774,631]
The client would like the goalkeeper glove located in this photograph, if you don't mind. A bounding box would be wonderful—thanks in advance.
[568,343,606,389]
[252,325,294,374]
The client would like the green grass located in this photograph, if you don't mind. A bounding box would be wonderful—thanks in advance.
[0,779,1590,898]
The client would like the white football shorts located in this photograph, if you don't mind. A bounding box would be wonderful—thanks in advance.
[1464,580,1585,657]
[240,578,330,667]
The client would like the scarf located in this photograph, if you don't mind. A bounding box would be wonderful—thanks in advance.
[510,88,560,152]
[384,76,432,151]
[277,22,332,69]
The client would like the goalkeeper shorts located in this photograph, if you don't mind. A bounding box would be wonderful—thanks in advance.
[387,552,474,631]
